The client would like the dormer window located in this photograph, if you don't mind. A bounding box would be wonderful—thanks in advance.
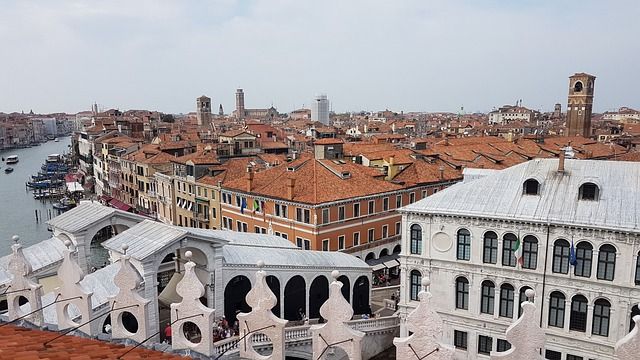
[579,182,599,201]
[523,179,540,195]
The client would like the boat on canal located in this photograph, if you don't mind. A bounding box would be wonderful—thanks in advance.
[6,155,19,164]
[4,167,14,173]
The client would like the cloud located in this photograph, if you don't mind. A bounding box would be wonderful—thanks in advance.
[0,0,638,114]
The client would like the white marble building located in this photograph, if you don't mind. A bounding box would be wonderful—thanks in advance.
[398,157,640,360]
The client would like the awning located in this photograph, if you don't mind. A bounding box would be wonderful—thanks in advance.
[372,264,386,272]
[108,198,132,211]
[66,182,84,193]
[383,259,400,268]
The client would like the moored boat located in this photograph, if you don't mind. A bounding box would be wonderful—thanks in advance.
[6,155,18,164]
[4,167,13,173]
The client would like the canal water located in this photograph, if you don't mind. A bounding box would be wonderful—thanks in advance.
[0,137,73,256]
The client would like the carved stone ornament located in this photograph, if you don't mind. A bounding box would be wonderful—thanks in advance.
[6,235,44,326]
[55,240,94,335]
[615,314,640,360]
[170,251,215,356]
[109,244,151,343]
[311,270,365,360]
[490,289,544,360]
[394,278,454,360]
[237,260,288,360]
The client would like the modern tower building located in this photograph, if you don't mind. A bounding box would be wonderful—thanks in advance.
[311,94,329,125]
[566,73,596,137]
[196,95,212,127]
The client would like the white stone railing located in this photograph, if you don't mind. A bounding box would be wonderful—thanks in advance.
[212,316,399,356]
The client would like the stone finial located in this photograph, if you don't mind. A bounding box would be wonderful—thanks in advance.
[170,253,215,356]
[54,243,94,335]
[394,278,454,360]
[108,250,150,343]
[615,314,640,359]
[121,244,129,255]
[311,270,364,360]
[238,260,287,360]
[6,237,44,326]
[490,290,544,359]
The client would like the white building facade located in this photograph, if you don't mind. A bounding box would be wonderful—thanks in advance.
[398,158,640,360]
[311,94,330,125]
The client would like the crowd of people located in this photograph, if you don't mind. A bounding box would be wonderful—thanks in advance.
[213,315,238,342]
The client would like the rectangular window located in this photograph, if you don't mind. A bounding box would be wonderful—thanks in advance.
[396,195,402,208]
[453,330,467,350]
[457,230,471,261]
[368,200,375,214]
[275,204,288,218]
[545,350,562,360]
[481,283,495,315]
[383,197,389,211]
[496,339,511,352]
[421,190,427,199]
[575,245,592,277]
[382,225,388,239]
[296,237,303,249]
[281,233,288,240]
[499,286,514,318]
[483,235,498,264]
[395,222,401,236]
[236,220,242,232]
[353,203,360,217]
[338,206,345,221]
[456,279,469,310]
[502,235,517,267]
[368,228,375,243]
[304,209,310,224]
[322,208,330,224]
[322,239,329,251]
[338,236,345,250]
[304,240,310,250]
[478,335,493,355]
[353,232,360,246]
[296,208,303,222]
[254,226,261,233]
[566,356,583,360]
[409,192,415,203]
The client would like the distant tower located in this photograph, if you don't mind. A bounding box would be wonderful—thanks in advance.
[311,94,329,125]
[553,103,562,118]
[235,89,245,119]
[196,95,212,127]
[218,104,224,116]
[566,73,596,137]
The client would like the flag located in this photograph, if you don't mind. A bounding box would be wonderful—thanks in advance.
[253,199,260,213]
[569,238,577,266]
[513,234,523,267]
[240,198,247,214]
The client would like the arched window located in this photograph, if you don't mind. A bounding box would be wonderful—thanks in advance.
[630,305,640,332]
[499,284,515,318]
[548,291,566,328]
[579,182,599,201]
[574,242,593,277]
[523,179,540,195]
[574,81,583,92]
[457,229,471,261]
[517,286,532,317]
[569,295,588,332]
[597,244,616,281]
[410,270,421,301]
[502,233,517,267]
[592,299,611,337]
[480,280,495,315]
[455,277,469,310]
[635,252,640,285]
[410,224,422,255]
[522,235,538,270]
[483,231,498,264]
[552,239,570,274]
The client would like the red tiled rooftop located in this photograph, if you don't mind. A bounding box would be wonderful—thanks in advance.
[0,325,183,359]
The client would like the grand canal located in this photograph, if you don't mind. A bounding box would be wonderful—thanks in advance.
[0,137,72,256]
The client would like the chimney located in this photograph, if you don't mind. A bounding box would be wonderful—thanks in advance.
[287,177,295,200]
[246,165,254,192]
[558,150,565,173]
[438,166,445,180]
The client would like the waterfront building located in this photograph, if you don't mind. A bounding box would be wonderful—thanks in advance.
[398,156,640,359]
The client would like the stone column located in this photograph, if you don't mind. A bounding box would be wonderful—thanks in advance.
[494,286,501,319]
[142,261,160,342]
[586,304,594,338]
[280,282,285,319]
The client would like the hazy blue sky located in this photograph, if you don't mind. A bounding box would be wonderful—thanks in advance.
[1,0,638,114]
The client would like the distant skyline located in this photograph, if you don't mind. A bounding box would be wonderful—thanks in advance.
[1,0,639,115]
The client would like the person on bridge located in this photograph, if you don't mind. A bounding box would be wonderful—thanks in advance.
[164,323,172,344]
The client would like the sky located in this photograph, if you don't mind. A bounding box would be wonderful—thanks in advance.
[1,0,639,115]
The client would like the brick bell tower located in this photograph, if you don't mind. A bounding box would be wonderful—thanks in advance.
[566,73,596,137]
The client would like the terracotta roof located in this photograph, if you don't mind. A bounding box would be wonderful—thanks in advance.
[220,129,255,138]
[172,148,219,165]
[0,324,182,359]
[313,138,343,145]
[259,141,289,149]
[393,159,461,186]
[223,155,402,204]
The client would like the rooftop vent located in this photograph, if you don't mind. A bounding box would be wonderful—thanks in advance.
[341,171,351,179]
